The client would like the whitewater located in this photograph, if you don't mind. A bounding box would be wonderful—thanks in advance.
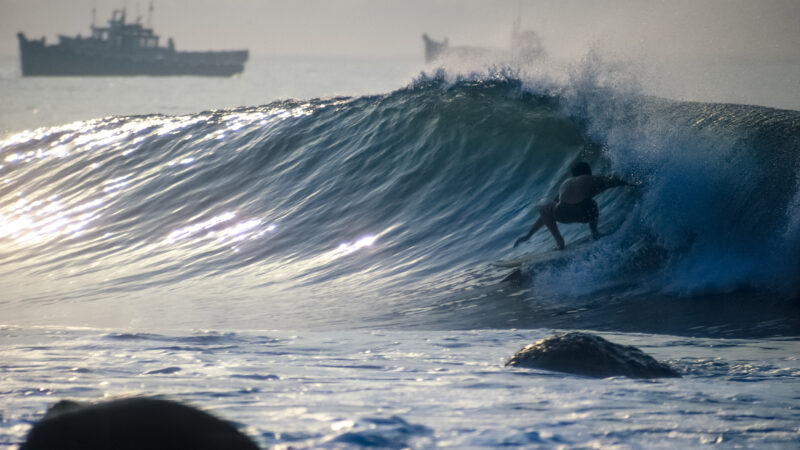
[1,55,799,447]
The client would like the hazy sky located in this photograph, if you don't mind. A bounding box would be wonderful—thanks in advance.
[1,0,799,61]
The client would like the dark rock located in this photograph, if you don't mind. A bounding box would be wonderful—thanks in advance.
[22,397,259,450]
[505,332,681,379]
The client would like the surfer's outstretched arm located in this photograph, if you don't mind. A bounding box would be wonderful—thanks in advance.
[514,218,544,248]
[593,175,634,194]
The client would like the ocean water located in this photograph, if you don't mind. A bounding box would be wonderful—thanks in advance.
[1,52,799,448]
[0,55,423,136]
[3,327,799,449]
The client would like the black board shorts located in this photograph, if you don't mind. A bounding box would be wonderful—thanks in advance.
[555,198,598,224]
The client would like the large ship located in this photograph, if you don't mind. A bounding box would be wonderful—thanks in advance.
[17,9,248,77]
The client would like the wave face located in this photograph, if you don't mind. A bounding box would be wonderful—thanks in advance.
[1,76,798,336]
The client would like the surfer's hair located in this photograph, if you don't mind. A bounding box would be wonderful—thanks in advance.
[570,161,592,177]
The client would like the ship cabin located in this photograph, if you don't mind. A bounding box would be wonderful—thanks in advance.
[82,9,164,52]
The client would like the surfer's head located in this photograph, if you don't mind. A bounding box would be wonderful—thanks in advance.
[570,161,592,177]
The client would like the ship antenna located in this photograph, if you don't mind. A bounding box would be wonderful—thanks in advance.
[147,0,154,28]
[91,0,97,27]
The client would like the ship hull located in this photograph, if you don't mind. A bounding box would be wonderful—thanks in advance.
[18,34,248,77]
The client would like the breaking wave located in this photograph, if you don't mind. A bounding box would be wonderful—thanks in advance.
[1,69,798,336]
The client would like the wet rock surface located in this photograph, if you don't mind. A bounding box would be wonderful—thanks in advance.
[506,332,681,379]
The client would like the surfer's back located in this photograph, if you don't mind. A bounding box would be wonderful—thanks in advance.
[559,175,630,204]
[558,175,596,204]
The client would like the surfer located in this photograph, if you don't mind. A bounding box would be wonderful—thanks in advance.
[513,161,633,250]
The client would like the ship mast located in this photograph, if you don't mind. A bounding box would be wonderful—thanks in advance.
[147,0,154,28]
[511,0,522,60]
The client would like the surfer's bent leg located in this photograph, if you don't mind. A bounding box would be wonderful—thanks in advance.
[513,200,564,249]
[514,214,546,247]
[555,199,600,241]
[539,201,565,250]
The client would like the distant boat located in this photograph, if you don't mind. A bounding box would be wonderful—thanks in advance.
[422,34,449,64]
[17,8,248,77]
[422,34,497,64]
[423,17,544,65]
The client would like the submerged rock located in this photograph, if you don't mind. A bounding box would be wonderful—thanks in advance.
[506,332,681,379]
[22,397,259,450]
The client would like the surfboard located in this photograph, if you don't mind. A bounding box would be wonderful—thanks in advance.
[497,235,599,284]
[495,234,596,269]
